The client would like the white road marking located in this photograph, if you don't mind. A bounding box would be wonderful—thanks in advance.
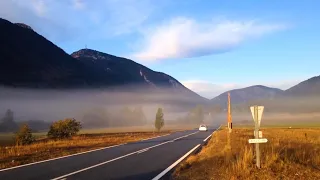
[51,151,138,180]
[50,131,198,180]
[0,143,126,172]
[137,148,149,154]
[0,132,174,172]
[151,144,201,180]
[203,125,222,142]
[203,134,212,142]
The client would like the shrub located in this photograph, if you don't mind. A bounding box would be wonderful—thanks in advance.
[15,124,35,146]
[47,118,82,139]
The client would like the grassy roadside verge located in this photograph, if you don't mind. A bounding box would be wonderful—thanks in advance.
[173,127,320,180]
[0,131,170,170]
[0,124,199,146]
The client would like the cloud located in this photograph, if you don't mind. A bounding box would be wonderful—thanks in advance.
[131,17,287,61]
[181,80,242,99]
[72,0,85,10]
[181,79,301,99]
[31,0,47,17]
[0,0,154,43]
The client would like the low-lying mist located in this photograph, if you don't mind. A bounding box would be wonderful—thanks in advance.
[0,86,210,131]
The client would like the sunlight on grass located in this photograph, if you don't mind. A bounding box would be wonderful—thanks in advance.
[174,127,320,180]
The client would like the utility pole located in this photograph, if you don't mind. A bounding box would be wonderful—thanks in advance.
[227,92,232,133]
[225,92,232,162]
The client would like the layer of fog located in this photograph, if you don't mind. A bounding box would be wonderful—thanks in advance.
[0,86,210,126]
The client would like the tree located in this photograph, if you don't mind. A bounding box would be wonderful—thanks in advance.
[120,106,133,126]
[155,108,164,132]
[47,118,82,139]
[15,124,35,146]
[82,107,109,128]
[188,105,204,123]
[133,106,147,125]
[0,109,18,132]
[4,109,14,122]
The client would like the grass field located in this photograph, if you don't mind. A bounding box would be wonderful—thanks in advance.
[0,124,198,146]
[173,126,320,180]
[0,124,197,169]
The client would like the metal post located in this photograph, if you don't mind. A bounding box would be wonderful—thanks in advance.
[254,105,261,168]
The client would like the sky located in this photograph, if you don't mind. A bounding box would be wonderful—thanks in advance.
[1,0,320,99]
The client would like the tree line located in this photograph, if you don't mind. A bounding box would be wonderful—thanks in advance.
[0,109,50,133]
[1,107,167,146]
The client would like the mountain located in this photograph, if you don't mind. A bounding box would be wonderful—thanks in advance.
[0,18,103,88]
[210,76,320,113]
[284,75,320,96]
[211,85,283,108]
[0,18,207,105]
[71,49,207,103]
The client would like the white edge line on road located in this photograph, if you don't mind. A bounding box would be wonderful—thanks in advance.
[203,134,212,142]
[50,131,199,180]
[0,143,125,172]
[151,144,201,180]
[0,132,177,172]
[203,125,222,142]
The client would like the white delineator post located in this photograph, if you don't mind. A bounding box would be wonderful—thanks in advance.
[254,106,260,168]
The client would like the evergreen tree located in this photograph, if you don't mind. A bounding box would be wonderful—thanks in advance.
[0,109,18,132]
[155,108,164,131]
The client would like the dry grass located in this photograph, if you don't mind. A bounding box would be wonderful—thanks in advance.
[0,124,198,146]
[0,131,169,169]
[174,127,320,180]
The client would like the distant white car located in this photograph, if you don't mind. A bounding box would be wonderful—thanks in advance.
[199,124,208,131]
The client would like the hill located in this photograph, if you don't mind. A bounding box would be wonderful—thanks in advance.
[284,75,320,96]
[0,18,207,105]
[210,85,283,108]
[214,76,320,113]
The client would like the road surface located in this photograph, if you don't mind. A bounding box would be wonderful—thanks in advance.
[0,126,219,180]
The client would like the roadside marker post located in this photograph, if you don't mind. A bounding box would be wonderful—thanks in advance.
[227,92,232,133]
[249,105,267,168]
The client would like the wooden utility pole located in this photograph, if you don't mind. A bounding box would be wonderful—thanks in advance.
[227,92,232,133]
[225,92,232,162]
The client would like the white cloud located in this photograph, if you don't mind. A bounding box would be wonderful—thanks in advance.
[181,79,301,99]
[131,17,287,61]
[72,0,85,10]
[0,0,155,42]
[181,80,242,99]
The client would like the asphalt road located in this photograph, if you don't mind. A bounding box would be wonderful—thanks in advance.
[0,126,219,180]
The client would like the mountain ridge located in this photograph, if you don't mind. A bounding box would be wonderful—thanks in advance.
[0,18,208,105]
[211,85,284,107]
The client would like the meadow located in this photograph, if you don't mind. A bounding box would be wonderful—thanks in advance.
[173,126,320,180]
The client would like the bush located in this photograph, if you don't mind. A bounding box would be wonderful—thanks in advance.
[47,118,82,139]
[15,124,35,146]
